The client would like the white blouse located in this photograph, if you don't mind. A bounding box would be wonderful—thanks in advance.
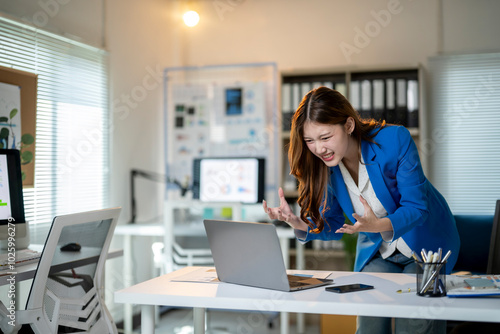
[338,158,412,259]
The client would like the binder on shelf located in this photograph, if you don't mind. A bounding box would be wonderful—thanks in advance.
[282,83,291,113]
[385,78,397,124]
[335,83,347,97]
[281,83,293,131]
[300,82,311,99]
[320,81,335,89]
[282,113,294,131]
[283,160,298,193]
[372,79,385,122]
[292,82,301,111]
[395,78,408,126]
[407,79,419,128]
[282,82,301,131]
[360,80,372,119]
[349,81,361,116]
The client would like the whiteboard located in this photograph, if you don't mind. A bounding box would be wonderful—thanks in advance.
[164,63,278,203]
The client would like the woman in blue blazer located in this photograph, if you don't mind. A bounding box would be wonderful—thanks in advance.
[264,87,460,334]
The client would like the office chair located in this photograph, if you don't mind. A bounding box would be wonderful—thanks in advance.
[0,207,121,334]
[448,200,500,334]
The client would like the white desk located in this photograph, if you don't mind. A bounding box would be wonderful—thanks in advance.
[115,266,500,334]
[114,223,304,334]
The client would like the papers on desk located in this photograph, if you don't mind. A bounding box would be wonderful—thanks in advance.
[447,274,500,297]
[0,248,41,272]
[171,267,219,283]
[171,267,333,284]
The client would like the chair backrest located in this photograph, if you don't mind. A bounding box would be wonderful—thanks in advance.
[487,200,500,274]
[453,214,494,274]
[26,207,121,334]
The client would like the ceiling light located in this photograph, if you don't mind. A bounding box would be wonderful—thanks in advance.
[183,10,200,27]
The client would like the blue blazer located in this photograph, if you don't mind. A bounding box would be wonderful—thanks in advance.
[298,126,460,273]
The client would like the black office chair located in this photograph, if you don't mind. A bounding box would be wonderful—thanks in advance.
[486,199,500,274]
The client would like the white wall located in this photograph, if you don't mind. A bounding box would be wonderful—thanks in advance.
[184,0,439,69]
[442,0,500,54]
[2,0,500,323]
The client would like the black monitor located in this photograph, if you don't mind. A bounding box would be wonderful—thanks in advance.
[0,149,27,240]
[192,157,265,204]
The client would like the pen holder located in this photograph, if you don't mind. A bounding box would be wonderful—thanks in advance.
[416,261,446,297]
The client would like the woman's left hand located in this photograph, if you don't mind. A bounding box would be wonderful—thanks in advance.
[336,196,392,234]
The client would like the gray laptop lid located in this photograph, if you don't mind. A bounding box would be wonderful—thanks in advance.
[203,219,332,292]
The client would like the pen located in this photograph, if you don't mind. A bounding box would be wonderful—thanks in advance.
[441,250,451,263]
[426,250,433,263]
[412,251,423,263]
[412,252,424,269]
[422,250,433,287]
[431,252,440,294]
[423,252,437,294]
[421,249,428,262]
[397,288,416,293]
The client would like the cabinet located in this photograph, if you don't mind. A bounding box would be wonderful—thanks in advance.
[279,65,425,198]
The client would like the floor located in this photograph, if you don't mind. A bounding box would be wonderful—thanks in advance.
[151,308,321,334]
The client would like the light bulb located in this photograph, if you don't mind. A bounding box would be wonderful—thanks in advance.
[183,10,200,27]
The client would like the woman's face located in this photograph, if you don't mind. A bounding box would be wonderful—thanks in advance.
[303,120,355,167]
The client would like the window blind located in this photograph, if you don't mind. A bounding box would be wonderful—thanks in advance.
[0,16,109,240]
[428,52,500,215]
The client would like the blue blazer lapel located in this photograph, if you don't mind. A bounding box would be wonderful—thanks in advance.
[361,141,398,214]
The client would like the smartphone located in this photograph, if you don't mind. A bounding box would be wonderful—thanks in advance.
[325,283,374,293]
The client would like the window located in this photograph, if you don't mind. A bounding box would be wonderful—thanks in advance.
[0,16,109,240]
[428,53,500,215]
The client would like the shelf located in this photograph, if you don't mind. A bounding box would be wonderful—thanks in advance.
[279,66,424,197]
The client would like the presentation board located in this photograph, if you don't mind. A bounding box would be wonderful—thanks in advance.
[164,63,278,203]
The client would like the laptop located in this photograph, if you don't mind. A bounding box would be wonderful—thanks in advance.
[203,219,333,292]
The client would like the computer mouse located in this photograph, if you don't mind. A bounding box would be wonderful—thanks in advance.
[60,242,81,252]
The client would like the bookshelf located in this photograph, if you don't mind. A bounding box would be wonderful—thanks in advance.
[279,65,424,198]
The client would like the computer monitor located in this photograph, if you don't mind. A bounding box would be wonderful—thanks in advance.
[192,157,265,204]
[0,149,27,240]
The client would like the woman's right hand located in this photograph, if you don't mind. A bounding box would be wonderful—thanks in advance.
[262,188,309,231]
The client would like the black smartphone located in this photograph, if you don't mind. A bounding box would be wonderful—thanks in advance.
[325,283,374,293]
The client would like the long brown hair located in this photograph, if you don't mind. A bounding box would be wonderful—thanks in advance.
[289,86,385,233]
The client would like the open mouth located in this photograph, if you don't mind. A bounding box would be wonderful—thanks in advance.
[322,152,334,161]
